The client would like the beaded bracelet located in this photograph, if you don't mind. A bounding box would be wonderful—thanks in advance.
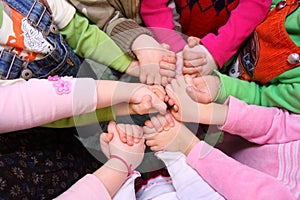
[110,155,134,177]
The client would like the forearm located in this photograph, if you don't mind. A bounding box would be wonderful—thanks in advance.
[95,81,143,108]
[186,142,295,200]
[54,174,111,200]
[0,77,97,133]
[140,0,186,52]
[197,103,228,126]
[220,96,300,144]
[60,12,132,72]
[215,72,300,113]
[201,0,272,67]
[94,160,128,197]
[105,19,153,58]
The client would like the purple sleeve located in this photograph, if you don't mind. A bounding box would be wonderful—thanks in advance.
[0,77,97,133]
[186,141,295,200]
[140,0,186,52]
[201,0,272,67]
[221,96,300,144]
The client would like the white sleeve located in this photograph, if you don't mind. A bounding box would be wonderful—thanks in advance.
[47,0,76,29]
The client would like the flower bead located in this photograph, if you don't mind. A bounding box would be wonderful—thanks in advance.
[53,79,72,95]
[48,75,61,81]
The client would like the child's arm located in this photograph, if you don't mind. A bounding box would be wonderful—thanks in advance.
[0,77,97,133]
[214,68,300,114]
[140,0,186,53]
[186,141,295,200]
[0,77,167,133]
[220,96,300,144]
[165,76,227,124]
[49,0,132,73]
[55,121,145,199]
[201,0,272,67]
[144,116,295,200]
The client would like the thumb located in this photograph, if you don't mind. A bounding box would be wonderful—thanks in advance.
[187,36,200,48]
[161,43,170,50]
[186,86,201,103]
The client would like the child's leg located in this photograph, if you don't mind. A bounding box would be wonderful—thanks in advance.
[156,151,224,200]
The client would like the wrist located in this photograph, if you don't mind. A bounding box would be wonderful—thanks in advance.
[106,156,133,177]
[182,136,200,156]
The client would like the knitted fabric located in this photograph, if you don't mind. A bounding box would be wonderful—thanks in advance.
[175,0,238,38]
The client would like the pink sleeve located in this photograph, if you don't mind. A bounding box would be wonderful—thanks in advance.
[201,0,272,67]
[140,0,186,52]
[54,174,111,200]
[186,141,295,200]
[220,96,300,144]
[0,77,97,133]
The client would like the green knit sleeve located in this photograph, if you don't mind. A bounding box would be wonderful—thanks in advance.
[60,12,132,73]
[42,107,115,128]
[214,68,300,114]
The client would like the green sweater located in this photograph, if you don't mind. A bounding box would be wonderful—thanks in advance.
[215,1,300,114]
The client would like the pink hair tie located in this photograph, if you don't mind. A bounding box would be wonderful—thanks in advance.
[110,155,133,177]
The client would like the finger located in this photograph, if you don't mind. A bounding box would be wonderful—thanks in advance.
[133,126,143,143]
[100,132,111,143]
[161,56,176,68]
[151,98,167,115]
[150,145,161,152]
[164,112,175,127]
[143,127,156,135]
[159,68,176,78]
[154,73,162,85]
[139,72,147,84]
[100,133,111,158]
[116,124,127,143]
[150,115,164,132]
[187,36,200,47]
[125,124,134,146]
[161,43,170,50]
[161,76,168,87]
[186,86,211,103]
[184,59,207,68]
[182,66,201,75]
[183,51,206,61]
[146,139,157,147]
[184,74,194,86]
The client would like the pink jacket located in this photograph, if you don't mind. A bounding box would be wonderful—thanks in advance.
[187,96,299,199]
[140,0,272,67]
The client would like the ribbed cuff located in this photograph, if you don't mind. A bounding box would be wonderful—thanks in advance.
[108,19,153,58]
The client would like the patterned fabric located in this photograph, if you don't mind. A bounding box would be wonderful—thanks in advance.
[0,0,81,80]
[68,0,153,58]
[175,0,238,38]
[0,127,102,200]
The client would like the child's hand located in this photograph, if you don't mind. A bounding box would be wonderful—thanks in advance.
[132,34,175,85]
[101,121,145,172]
[182,37,218,76]
[144,115,199,155]
[159,53,177,86]
[116,123,143,146]
[148,84,166,102]
[185,75,220,103]
[129,83,167,115]
[165,76,201,123]
[143,112,175,134]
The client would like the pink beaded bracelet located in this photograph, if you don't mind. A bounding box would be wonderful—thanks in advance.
[110,155,134,177]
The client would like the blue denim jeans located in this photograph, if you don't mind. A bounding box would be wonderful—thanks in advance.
[0,0,82,80]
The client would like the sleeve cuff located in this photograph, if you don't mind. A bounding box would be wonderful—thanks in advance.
[106,19,153,58]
